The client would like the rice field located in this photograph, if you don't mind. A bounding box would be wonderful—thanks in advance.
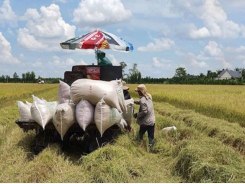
[1,83,245,182]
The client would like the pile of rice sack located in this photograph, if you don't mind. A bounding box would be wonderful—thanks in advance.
[17,79,134,139]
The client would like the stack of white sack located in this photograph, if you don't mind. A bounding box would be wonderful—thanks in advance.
[94,99,122,136]
[58,80,72,104]
[75,99,94,131]
[53,103,75,140]
[17,101,33,121]
[122,98,134,126]
[30,95,58,129]
[70,79,125,113]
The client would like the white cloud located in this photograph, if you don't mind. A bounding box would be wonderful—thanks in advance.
[17,28,47,50]
[153,57,171,68]
[172,0,241,39]
[108,54,119,66]
[138,38,174,52]
[0,32,20,64]
[18,4,76,51]
[73,0,132,29]
[204,41,222,57]
[188,53,208,68]
[0,0,18,26]
[31,60,42,67]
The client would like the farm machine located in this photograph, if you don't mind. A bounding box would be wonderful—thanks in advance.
[15,62,125,155]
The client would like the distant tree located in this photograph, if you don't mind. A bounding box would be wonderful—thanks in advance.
[13,72,19,82]
[174,67,187,78]
[120,61,127,79]
[128,63,141,83]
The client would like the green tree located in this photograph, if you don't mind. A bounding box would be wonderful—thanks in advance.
[128,63,141,84]
[120,61,127,79]
[174,67,187,78]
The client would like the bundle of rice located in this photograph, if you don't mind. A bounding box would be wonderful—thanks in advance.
[76,99,94,131]
[122,98,134,126]
[17,101,33,121]
[94,99,122,136]
[58,80,71,104]
[70,78,122,112]
[30,95,53,129]
[53,103,75,140]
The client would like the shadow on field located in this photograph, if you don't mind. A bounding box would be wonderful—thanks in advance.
[17,125,124,163]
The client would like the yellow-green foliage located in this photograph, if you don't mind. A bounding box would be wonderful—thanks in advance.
[128,84,245,126]
[1,83,245,182]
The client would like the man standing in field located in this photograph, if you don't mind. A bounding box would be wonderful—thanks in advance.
[134,84,155,152]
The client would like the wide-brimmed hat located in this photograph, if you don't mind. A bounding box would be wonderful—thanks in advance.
[134,84,151,99]
[122,81,129,90]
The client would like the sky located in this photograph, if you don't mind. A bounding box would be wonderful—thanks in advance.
[1,0,245,79]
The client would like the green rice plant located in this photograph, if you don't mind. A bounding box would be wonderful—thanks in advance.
[171,138,245,182]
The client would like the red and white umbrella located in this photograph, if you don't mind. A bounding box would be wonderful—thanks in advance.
[60,30,134,52]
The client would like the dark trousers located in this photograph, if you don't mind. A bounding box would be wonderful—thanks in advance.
[139,124,155,145]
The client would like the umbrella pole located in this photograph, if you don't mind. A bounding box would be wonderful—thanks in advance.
[95,48,99,65]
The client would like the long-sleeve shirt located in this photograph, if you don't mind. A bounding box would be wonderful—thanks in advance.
[135,95,155,126]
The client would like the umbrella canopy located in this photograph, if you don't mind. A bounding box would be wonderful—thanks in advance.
[60,30,133,52]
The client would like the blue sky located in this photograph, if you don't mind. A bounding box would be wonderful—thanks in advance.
[1,0,245,79]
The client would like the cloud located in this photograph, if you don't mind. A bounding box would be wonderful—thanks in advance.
[73,0,132,29]
[0,0,18,26]
[187,53,208,68]
[0,32,20,64]
[18,4,76,51]
[108,54,119,66]
[204,41,222,57]
[172,0,241,39]
[138,38,175,52]
[153,57,172,68]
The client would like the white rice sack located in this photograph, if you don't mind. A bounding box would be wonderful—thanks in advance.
[46,101,59,116]
[70,79,122,112]
[53,103,75,140]
[17,101,33,121]
[58,80,71,104]
[31,96,52,129]
[94,99,122,136]
[25,101,32,107]
[122,98,134,126]
[76,99,94,131]
[111,79,126,112]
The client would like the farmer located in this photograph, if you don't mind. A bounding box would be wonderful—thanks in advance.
[133,84,155,152]
[122,81,131,100]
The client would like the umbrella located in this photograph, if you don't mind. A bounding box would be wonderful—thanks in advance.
[60,30,134,52]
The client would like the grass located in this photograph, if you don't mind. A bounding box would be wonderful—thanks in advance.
[1,83,245,182]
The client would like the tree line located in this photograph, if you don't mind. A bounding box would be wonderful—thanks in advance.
[0,71,61,83]
[122,62,245,85]
[1,64,245,85]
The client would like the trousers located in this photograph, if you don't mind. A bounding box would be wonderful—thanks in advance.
[139,124,155,146]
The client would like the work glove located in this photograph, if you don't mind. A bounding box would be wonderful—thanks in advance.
[133,113,137,118]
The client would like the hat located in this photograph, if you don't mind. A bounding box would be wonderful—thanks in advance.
[134,84,151,99]
[122,81,129,90]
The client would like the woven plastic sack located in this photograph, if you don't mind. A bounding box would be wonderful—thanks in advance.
[30,96,52,129]
[111,79,126,112]
[70,79,122,112]
[117,118,127,129]
[76,99,94,131]
[122,98,134,126]
[53,103,75,140]
[94,98,122,136]
[17,101,33,121]
[58,80,71,104]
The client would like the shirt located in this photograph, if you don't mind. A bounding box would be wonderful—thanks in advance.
[135,95,155,126]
